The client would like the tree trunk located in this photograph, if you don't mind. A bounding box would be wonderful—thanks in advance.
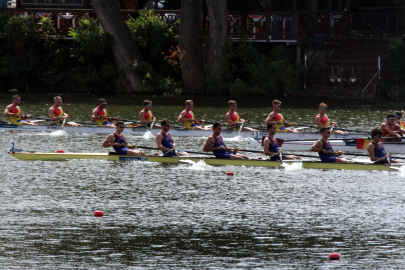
[91,0,145,93]
[205,0,228,92]
[178,0,206,94]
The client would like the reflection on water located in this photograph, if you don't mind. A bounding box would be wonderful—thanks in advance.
[1,94,405,268]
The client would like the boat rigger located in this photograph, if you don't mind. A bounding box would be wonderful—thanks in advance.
[7,152,403,171]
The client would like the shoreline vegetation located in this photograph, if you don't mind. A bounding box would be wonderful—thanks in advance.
[0,10,305,97]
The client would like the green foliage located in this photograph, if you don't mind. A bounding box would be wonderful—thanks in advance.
[380,39,405,99]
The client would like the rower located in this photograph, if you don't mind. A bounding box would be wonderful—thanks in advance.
[202,122,249,160]
[367,128,403,164]
[225,100,256,132]
[394,110,405,130]
[315,102,347,134]
[380,114,405,142]
[139,100,161,128]
[102,121,146,156]
[4,95,37,125]
[310,126,353,163]
[156,119,190,157]
[92,99,118,127]
[263,122,301,160]
[265,100,300,133]
[48,96,82,127]
[177,100,211,130]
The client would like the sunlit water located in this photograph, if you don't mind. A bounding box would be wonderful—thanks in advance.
[2,93,405,269]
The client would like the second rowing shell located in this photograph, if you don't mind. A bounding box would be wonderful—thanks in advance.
[248,138,405,154]
[0,124,369,139]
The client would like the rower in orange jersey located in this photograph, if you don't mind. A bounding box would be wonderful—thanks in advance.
[48,96,82,127]
[380,114,405,142]
[92,99,118,127]
[265,100,300,133]
[4,95,37,125]
[225,100,256,132]
[315,102,347,134]
[394,110,405,130]
[177,100,211,130]
[139,100,161,129]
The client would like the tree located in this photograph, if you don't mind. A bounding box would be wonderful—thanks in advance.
[91,0,145,93]
[178,0,206,94]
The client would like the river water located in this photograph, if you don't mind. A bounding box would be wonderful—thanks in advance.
[1,93,405,269]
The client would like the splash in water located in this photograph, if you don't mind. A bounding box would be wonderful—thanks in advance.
[180,159,212,170]
[282,161,303,172]
[143,131,155,139]
[50,130,67,136]
[225,135,247,142]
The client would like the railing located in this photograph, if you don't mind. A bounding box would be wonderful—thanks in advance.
[350,12,405,38]
[306,59,380,90]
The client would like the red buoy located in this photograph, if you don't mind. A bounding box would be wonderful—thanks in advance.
[329,253,340,260]
[94,210,104,217]
[226,171,234,176]
[154,153,158,156]
[258,157,262,159]
[57,150,64,153]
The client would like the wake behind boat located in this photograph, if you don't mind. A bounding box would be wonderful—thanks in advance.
[7,151,404,171]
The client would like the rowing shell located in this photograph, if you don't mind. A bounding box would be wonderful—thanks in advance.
[249,138,405,154]
[0,123,368,139]
[8,152,403,171]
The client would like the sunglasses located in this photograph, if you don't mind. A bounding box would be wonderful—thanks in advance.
[14,98,21,101]
[147,105,152,107]
[388,118,396,121]
[325,132,331,134]
[102,103,107,105]
[378,134,382,138]
[57,101,62,103]
[166,125,171,127]
[319,107,326,110]
[118,126,125,129]
[276,105,281,107]
[232,105,237,107]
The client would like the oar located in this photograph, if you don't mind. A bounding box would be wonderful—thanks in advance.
[29,116,98,126]
[296,124,317,128]
[334,127,369,133]
[136,146,214,156]
[116,118,139,123]
[150,121,155,129]
[60,117,67,129]
[340,152,404,160]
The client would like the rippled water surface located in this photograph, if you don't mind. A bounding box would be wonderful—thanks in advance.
[2,93,405,269]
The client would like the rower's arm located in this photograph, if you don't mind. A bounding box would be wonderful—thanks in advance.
[264,113,274,125]
[177,111,187,123]
[4,106,15,117]
[283,119,296,127]
[102,134,116,148]
[381,123,401,137]
[310,140,323,152]
[315,116,323,129]
[156,134,171,152]
[91,109,100,122]
[202,137,216,151]
[367,143,379,161]
[123,138,136,149]
[263,138,276,156]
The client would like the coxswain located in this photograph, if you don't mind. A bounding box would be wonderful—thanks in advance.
[265,100,300,133]
[310,126,352,163]
[48,96,82,127]
[177,100,211,130]
[92,99,118,127]
[263,122,301,160]
[156,119,190,157]
[139,100,160,128]
[102,121,146,155]
[315,102,347,134]
[394,110,405,130]
[225,100,256,132]
[203,122,249,159]
[380,114,405,142]
[4,95,36,125]
[367,128,403,164]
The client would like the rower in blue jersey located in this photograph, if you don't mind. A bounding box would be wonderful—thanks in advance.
[102,121,146,156]
[263,122,301,161]
[156,119,190,157]
[367,128,403,164]
[310,126,352,163]
[203,122,249,159]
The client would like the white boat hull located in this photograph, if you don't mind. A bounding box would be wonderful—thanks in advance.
[0,123,369,139]
[249,138,405,154]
